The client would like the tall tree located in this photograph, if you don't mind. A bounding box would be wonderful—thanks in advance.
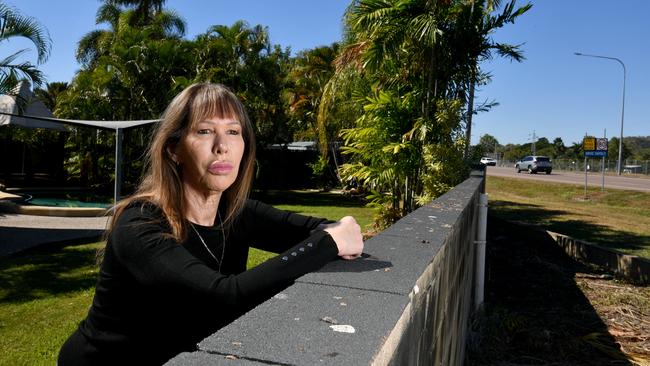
[76,0,185,68]
[552,137,566,158]
[107,0,166,26]
[193,21,291,145]
[0,2,51,95]
[324,0,530,227]
[331,0,458,219]
[59,1,191,188]
[459,0,532,157]
[285,43,339,141]
[608,137,631,163]
[479,133,499,154]
[34,81,68,111]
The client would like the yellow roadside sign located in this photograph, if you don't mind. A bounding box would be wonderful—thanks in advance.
[583,137,596,151]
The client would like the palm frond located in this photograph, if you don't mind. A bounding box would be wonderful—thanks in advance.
[0,51,44,92]
[0,3,51,64]
[491,42,525,62]
[154,9,186,38]
[410,13,441,47]
[76,30,111,66]
[96,3,121,27]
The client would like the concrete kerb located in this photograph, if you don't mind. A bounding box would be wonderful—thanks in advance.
[548,231,650,285]
[0,211,110,256]
[509,221,650,285]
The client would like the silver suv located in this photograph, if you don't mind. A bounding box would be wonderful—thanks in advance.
[515,156,552,174]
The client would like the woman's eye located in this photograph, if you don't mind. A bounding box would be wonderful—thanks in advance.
[197,129,212,135]
[227,129,240,135]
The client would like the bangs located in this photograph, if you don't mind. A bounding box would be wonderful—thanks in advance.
[187,85,247,129]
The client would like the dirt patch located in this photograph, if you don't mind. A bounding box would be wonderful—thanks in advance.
[466,216,649,366]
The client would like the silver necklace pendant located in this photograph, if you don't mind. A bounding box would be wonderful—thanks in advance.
[190,212,226,272]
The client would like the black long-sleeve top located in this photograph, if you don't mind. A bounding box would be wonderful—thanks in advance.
[58,199,338,365]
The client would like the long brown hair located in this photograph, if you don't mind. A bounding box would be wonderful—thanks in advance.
[108,83,256,242]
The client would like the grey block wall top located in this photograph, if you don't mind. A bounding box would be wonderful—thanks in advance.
[164,351,268,365]
[198,283,406,365]
[300,218,445,294]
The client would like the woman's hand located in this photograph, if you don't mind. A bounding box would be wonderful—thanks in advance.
[321,216,364,260]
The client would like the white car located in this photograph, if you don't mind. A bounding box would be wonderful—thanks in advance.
[480,157,497,166]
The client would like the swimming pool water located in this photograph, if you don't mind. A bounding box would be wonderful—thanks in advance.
[26,197,112,208]
[20,191,113,208]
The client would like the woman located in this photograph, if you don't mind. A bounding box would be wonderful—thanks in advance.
[58,83,363,365]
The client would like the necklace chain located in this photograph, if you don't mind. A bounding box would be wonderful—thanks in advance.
[190,212,226,272]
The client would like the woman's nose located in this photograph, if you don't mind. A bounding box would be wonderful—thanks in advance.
[214,135,229,154]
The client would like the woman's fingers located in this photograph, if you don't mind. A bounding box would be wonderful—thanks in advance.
[323,216,364,259]
[341,254,360,260]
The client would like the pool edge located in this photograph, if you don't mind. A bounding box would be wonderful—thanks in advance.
[0,200,110,217]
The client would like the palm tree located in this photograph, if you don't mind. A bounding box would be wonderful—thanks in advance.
[195,21,271,86]
[457,0,532,157]
[75,3,120,68]
[328,0,531,224]
[339,0,530,128]
[34,81,68,112]
[341,0,444,114]
[329,0,466,216]
[0,2,51,95]
[192,21,292,145]
[107,0,170,28]
[285,44,339,140]
[76,0,185,68]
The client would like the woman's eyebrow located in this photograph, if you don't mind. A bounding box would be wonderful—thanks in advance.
[197,119,241,126]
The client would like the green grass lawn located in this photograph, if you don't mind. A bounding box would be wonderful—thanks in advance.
[0,190,373,365]
[252,189,374,229]
[486,176,650,259]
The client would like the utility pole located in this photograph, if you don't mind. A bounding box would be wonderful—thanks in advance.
[602,128,606,191]
[584,132,588,199]
[574,52,626,175]
[530,130,537,155]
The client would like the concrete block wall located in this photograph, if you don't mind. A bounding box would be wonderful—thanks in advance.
[165,172,485,366]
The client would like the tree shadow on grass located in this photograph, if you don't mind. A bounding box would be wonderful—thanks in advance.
[0,239,101,305]
[467,216,632,365]
[251,190,364,208]
[489,199,650,257]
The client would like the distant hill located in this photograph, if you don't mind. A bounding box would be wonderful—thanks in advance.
[495,135,650,162]
[626,136,650,150]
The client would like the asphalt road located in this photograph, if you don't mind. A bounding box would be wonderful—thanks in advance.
[486,166,650,192]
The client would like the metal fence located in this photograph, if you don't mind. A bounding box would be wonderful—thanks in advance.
[497,159,650,175]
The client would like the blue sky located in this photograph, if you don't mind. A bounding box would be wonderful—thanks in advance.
[473,0,649,146]
[5,0,649,146]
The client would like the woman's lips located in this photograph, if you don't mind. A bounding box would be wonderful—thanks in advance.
[208,161,233,174]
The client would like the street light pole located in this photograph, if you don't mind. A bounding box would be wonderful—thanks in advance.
[574,52,626,175]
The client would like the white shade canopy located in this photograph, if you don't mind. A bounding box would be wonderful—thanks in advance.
[0,82,160,131]
[0,111,160,130]
[1,82,161,203]
[0,81,67,131]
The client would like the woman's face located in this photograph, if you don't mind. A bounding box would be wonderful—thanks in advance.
[174,116,245,195]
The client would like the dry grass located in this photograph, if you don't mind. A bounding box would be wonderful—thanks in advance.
[576,275,650,363]
[486,176,650,259]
